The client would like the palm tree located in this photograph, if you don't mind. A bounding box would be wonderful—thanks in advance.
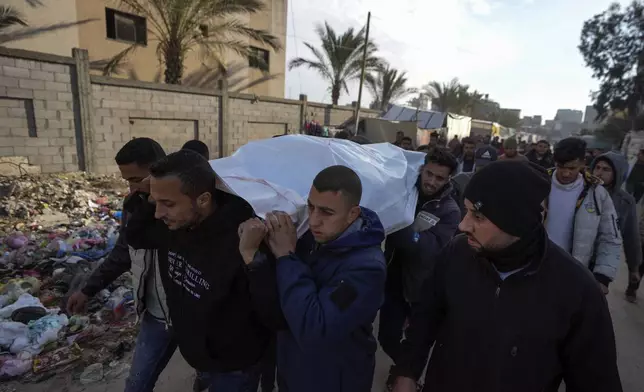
[289,22,381,105]
[423,78,461,113]
[365,65,417,111]
[0,5,95,44]
[423,78,484,115]
[115,0,281,84]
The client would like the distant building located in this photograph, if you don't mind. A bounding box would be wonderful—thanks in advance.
[555,109,583,124]
[583,105,600,130]
[501,108,522,118]
[472,100,501,120]
[521,115,542,127]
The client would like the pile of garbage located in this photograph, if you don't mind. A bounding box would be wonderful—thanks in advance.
[0,173,137,384]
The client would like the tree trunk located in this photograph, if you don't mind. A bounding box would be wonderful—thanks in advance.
[164,41,184,84]
[331,83,341,105]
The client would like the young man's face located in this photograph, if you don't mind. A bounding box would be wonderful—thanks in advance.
[504,147,517,158]
[463,142,476,158]
[638,151,644,162]
[401,139,413,150]
[593,160,615,187]
[396,132,404,142]
[459,199,518,252]
[555,159,585,185]
[119,163,150,194]
[419,162,451,197]
[150,176,209,230]
[536,142,548,156]
[307,187,360,244]
[429,136,438,146]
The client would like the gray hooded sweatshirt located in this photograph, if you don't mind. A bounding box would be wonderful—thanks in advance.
[591,152,643,273]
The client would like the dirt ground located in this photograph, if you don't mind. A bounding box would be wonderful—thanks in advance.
[11,263,644,392]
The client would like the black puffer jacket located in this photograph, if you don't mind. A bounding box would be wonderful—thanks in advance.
[125,191,282,372]
[393,232,622,392]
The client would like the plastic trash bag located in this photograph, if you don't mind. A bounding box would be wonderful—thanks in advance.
[0,321,28,349]
[10,313,68,355]
[211,135,424,236]
[0,352,32,377]
[0,293,45,319]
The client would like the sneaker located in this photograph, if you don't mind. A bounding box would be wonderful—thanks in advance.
[626,290,638,303]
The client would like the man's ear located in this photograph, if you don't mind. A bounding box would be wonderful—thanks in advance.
[348,205,361,223]
[196,192,212,208]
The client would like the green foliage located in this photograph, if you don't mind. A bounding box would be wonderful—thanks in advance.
[289,22,382,105]
[365,65,417,111]
[579,1,644,120]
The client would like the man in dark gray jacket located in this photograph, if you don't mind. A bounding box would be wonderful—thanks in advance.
[591,152,643,302]
[66,138,182,392]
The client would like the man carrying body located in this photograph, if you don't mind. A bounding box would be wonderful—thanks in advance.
[124,150,281,391]
[391,160,622,392]
[67,138,173,392]
[526,139,554,169]
[546,137,622,294]
[380,148,461,390]
[239,165,386,392]
[591,152,643,302]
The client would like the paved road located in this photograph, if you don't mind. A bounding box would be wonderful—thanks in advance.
[18,263,644,392]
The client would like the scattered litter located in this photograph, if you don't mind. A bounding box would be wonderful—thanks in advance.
[79,362,103,384]
[0,173,135,384]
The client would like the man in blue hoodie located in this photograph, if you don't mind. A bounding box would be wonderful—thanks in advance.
[241,165,386,392]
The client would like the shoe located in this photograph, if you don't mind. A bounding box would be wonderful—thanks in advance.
[626,290,638,303]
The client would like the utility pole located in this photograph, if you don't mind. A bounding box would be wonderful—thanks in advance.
[354,11,371,133]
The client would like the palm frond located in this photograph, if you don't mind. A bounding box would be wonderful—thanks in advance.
[0,18,96,44]
[0,6,27,30]
[90,45,139,76]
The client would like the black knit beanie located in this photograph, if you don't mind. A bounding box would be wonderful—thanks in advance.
[463,160,551,237]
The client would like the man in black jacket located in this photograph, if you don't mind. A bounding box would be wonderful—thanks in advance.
[380,148,461,390]
[125,150,281,392]
[526,139,554,169]
[392,160,622,392]
[67,138,179,392]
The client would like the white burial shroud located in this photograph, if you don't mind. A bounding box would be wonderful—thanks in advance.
[210,135,424,237]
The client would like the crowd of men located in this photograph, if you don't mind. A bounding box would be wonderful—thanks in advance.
[64,130,642,392]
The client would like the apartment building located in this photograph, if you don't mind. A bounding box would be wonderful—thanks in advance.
[2,0,287,97]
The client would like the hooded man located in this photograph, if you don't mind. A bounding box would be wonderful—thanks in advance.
[124,150,282,392]
[546,138,622,294]
[67,138,173,392]
[239,165,386,392]
[526,140,554,169]
[380,148,461,390]
[591,152,643,302]
[391,160,622,392]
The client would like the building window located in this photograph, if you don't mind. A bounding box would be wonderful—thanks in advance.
[105,8,147,45]
[248,46,269,72]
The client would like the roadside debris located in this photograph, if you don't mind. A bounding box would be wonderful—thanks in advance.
[0,173,136,384]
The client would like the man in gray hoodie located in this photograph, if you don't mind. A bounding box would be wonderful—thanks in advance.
[592,152,643,302]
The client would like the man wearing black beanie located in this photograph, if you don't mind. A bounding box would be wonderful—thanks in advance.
[391,160,622,392]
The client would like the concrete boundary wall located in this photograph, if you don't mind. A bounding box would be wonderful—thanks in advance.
[0,47,380,174]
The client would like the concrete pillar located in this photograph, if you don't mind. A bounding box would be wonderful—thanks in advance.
[71,48,95,172]
[218,79,229,158]
[299,94,308,134]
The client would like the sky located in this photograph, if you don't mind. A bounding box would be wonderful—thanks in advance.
[283,0,629,121]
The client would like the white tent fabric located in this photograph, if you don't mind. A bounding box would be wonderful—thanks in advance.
[210,135,424,237]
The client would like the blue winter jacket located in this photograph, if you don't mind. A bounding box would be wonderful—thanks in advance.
[275,208,386,392]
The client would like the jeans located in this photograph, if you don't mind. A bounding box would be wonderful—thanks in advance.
[125,313,260,392]
[377,291,411,366]
[125,313,178,392]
